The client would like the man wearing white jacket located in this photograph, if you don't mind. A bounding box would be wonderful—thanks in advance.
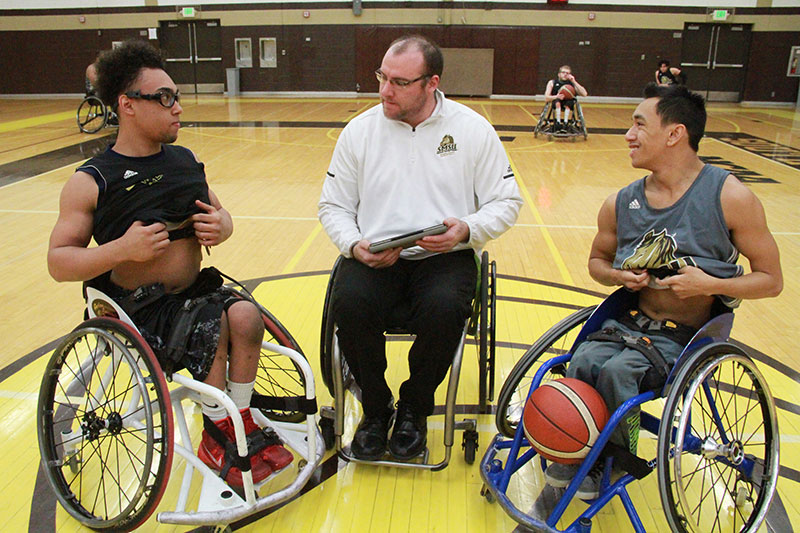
[319,34,522,461]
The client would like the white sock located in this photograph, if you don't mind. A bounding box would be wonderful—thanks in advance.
[227,379,256,411]
[202,400,228,422]
[565,109,571,122]
[556,108,562,121]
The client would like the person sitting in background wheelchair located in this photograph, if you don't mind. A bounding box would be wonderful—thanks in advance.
[545,82,783,499]
[48,39,291,487]
[318,35,522,462]
[544,65,587,132]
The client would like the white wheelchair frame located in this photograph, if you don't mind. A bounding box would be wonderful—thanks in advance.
[38,287,323,530]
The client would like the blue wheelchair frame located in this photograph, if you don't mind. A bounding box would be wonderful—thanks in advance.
[480,287,749,533]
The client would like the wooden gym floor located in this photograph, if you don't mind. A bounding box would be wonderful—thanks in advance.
[0,94,798,532]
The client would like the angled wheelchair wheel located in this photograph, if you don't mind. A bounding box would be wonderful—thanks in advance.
[533,102,552,139]
[477,251,496,414]
[574,101,588,140]
[37,317,173,532]
[319,257,356,399]
[238,291,308,424]
[657,343,780,533]
[494,305,595,438]
[77,96,107,134]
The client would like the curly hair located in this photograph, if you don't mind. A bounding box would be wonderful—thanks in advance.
[95,40,166,110]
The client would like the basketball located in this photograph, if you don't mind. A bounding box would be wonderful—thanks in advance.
[522,378,609,464]
[558,84,576,100]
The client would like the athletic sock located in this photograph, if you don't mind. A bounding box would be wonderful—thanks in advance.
[227,379,256,411]
[201,400,228,422]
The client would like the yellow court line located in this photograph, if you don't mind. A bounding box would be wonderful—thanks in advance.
[0,110,74,133]
[282,222,322,274]
[517,103,539,122]
[325,102,373,141]
[507,152,574,286]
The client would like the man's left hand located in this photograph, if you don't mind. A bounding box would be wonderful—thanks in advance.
[416,217,469,253]
[192,200,226,246]
[654,265,712,298]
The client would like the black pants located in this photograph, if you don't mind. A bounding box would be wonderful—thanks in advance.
[332,250,477,417]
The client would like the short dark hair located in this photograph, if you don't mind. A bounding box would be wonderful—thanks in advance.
[95,40,166,109]
[388,34,443,78]
[643,82,706,152]
[658,60,670,68]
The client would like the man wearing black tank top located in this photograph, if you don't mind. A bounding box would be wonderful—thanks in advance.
[544,82,782,499]
[47,40,292,487]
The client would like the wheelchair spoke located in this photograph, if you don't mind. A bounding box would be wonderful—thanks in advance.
[38,318,174,530]
[658,348,779,533]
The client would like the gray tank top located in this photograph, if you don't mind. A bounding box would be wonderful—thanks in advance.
[613,164,743,308]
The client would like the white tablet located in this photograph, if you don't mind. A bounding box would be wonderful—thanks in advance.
[368,224,448,253]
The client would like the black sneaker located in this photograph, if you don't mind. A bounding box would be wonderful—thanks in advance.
[388,401,427,460]
[350,406,394,461]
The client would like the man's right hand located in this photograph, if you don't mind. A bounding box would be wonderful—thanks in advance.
[352,239,401,269]
[121,221,169,262]
[617,268,650,291]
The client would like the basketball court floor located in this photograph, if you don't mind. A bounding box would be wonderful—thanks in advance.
[0,94,798,532]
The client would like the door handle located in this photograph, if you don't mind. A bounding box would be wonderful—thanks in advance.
[711,25,721,70]
[703,26,715,69]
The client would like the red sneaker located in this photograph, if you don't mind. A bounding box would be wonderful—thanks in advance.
[198,416,273,487]
[240,409,294,471]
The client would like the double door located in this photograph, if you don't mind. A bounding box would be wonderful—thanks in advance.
[159,20,223,94]
[680,23,752,102]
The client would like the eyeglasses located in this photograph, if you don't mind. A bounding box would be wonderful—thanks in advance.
[375,70,430,89]
[125,89,181,108]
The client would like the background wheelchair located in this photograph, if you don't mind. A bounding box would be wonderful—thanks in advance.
[481,288,779,532]
[534,100,588,141]
[77,92,116,134]
[36,281,323,531]
[318,251,496,468]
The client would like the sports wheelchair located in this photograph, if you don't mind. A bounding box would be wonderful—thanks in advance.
[77,92,117,134]
[481,287,779,532]
[534,100,588,141]
[36,281,323,531]
[318,251,496,468]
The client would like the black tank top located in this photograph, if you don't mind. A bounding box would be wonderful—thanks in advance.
[77,144,210,245]
[550,79,575,96]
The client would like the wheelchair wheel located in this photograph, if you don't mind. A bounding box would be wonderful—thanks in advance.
[575,102,588,140]
[77,95,107,134]
[37,317,173,531]
[246,294,309,424]
[494,305,595,438]
[477,251,496,414]
[533,102,551,139]
[657,343,780,533]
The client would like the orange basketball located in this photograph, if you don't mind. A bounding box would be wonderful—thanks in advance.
[558,84,576,100]
[522,378,609,464]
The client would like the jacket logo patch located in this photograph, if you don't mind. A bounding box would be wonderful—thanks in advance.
[436,134,457,156]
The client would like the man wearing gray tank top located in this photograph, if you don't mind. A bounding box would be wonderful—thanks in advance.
[544,82,783,499]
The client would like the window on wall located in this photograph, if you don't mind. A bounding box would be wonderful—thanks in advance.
[260,38,277,68]
[235,38,252,68]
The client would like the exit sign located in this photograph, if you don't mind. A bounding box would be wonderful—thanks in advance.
[181,7,196,18]
[712,9,729,20]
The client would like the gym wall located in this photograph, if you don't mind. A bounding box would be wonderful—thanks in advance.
[0,2,798,102]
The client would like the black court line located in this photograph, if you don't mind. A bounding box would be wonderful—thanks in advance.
[0,133,115,187]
